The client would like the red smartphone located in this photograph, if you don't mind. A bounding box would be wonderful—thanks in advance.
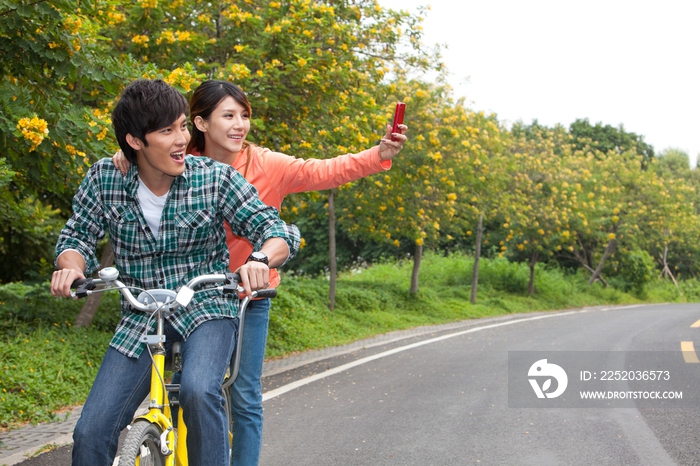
[390,102,406,141]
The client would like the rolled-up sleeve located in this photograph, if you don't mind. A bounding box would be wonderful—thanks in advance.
[55,167,105,274]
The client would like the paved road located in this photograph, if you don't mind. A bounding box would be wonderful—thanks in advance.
[10,303,700,465]
[259,303,700,465]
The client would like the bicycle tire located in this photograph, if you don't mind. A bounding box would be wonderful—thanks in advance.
[117,419,167,466]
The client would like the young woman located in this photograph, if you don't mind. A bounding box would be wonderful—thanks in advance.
[113,80,407,465]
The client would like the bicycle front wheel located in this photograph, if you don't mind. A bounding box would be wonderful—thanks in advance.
[118,419,167,466]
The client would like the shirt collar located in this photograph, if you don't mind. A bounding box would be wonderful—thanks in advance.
[123,157,193,197]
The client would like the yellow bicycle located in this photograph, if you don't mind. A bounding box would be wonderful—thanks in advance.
[72,266,275,466]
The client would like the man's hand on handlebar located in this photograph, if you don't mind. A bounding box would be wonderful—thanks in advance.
[51,268,85,298]
[235,261,270,298]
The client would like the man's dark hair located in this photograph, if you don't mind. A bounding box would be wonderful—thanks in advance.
[112,79,189,165]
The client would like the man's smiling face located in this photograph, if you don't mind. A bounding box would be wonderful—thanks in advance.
[132,114,190,179]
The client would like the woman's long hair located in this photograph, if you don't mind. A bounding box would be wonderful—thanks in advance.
[187,80,255,176]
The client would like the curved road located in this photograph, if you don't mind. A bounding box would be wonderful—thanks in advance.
[16,303,700,465]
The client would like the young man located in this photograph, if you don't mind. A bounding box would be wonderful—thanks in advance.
[50,79,300,466]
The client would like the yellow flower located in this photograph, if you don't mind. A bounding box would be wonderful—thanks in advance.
[229,63,251,80]
[131,34,149,47]
[175,31,191,42]
[298,58,307,67]
[17,116,49,151]
[157,30,176,45]
[107,11,126,24]
[164,67,197,93]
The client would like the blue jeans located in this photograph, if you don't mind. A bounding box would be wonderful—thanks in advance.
[230,298,270,466]
[72,318,238,466]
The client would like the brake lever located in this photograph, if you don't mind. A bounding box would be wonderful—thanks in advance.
[222,272,244,295]
[72,278,96,299]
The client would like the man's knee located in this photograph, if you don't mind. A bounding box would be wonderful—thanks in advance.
[73,410,105,445]
[179,377,221,409]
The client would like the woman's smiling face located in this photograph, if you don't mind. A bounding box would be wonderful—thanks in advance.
[197,96,251,161]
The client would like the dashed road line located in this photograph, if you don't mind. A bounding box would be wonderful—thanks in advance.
[681,341,699,363]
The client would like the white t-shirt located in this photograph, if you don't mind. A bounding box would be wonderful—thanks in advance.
[137,178,168,240]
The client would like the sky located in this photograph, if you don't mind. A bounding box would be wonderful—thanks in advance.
[378,0,700,166]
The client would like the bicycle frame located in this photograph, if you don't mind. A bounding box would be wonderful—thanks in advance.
[140,306,179,465]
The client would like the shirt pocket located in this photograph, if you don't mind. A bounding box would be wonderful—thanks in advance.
[175,209,215,253]
[104,204,143,257]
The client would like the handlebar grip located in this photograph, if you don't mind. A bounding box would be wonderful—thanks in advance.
[71,278,96,299]
[253,289,277,299]
[71,278,89,289]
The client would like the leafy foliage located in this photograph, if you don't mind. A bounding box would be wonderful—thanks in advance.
[0,0,145,281]
[569,118,655,165]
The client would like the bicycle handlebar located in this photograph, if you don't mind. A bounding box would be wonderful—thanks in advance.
[71,267,275,311]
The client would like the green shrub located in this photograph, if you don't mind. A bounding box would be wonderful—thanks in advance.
[0,281,122,336]
[610,249,655,296]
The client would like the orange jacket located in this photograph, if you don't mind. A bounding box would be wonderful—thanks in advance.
[224,144,391,287]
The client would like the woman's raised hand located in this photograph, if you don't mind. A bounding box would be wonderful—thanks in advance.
[378,123,408,162]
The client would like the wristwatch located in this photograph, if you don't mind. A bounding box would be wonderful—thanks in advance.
[246,251,269,266]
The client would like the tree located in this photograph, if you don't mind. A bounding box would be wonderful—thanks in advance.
[451,111,510,303]
[569,118,655,166]
[98,0,440,307]
[652,148,691,179]
[504,123,576,294]
[0,0,140,281]
[563,147,673,287]
[339,79,480,293]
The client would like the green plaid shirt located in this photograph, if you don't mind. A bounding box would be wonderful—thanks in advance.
[56,156,300,358]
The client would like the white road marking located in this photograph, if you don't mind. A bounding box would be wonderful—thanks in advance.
[261,309,606,401]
